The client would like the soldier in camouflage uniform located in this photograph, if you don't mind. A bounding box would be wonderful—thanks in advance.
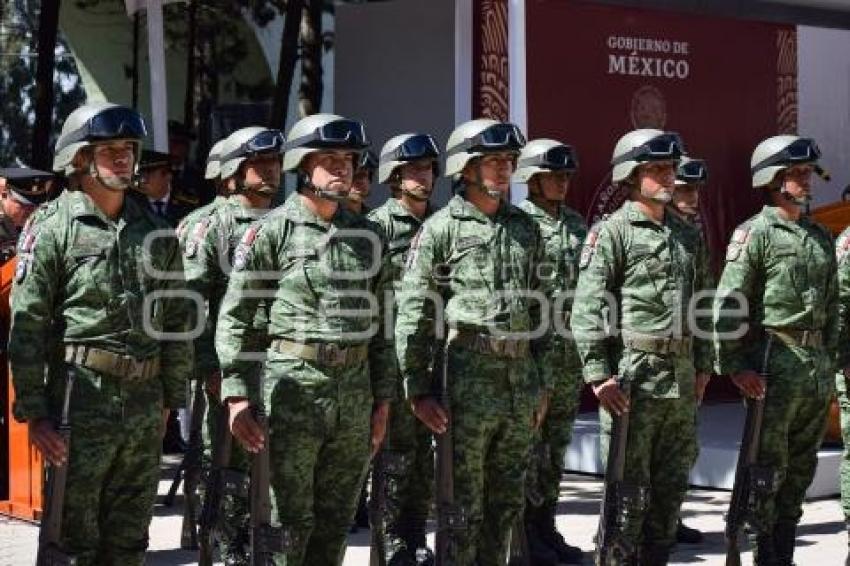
[512,138,586,565]
[714,135,837,565]
[571,129,712,564]
[184,126,285,564]
[9,102,192,565]
[368,132,441,565]
[176,138,236,469]
[837,207,850,566]
[348,149,378,215]
[217,113,395,566]
[396,119,556,566]
[668,156,711,545]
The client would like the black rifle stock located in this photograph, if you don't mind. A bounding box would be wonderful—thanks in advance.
[724,339,775,566]
[36,366,76,566]
[369,448,388,566]
[250,394,292,564]
[198,403,233,566]
[178,379,207,550]
[435,334,465,566]
[596,379,642,566]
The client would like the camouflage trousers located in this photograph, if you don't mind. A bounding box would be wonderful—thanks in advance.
[599,392,697,549]
[837,371,850,518]
[445,346,536,566]
[525,367,582,510]
[263,356,372,566]
[54,365,163,566]
[372,396,434,562]
[749,341,833,532]
[198,377,251,566]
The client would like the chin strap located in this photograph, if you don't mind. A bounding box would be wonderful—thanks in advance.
[88,161,130,192]
[779,178,810,206]
[300,174,349,202]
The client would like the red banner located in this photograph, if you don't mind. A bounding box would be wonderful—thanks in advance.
[526,0,797,271]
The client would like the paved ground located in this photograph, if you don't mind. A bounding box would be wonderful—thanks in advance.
[2,455,847,565]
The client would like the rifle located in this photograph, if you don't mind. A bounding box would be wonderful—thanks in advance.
[434,334,465,566]
[369,448,388,566]
[197,403,233,566]
[596,379,644,566]
[369,445,407,566]
[507,440,546,565]
[725,338,776,566]
[36,366,76,566]
[164,379,207,511]
[177,379,207,549]
[250,392,292,564]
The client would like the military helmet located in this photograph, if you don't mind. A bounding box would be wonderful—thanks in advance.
[282,113,369,173]
[611,129,685,183]
[219,126,284,180]
[204,139,228,180]
[378,133,441,184]
[444,119,525,178]
[675,156,708,187]
[53,102,147,175]
[751,135,821,188]
[513,138,578,184]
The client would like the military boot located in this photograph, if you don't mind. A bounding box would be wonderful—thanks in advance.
[675,518,704,544]
[752,530,777,566]
[638,543,670,566]
[772,521,796,566]
[536,504,583,564]
[525,522,560,566]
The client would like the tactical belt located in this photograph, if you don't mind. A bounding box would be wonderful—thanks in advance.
[447,328,529,359]
[765,328,823,348]
[64,345,160,381]
[270,339,368,367]
[621,331,693,356]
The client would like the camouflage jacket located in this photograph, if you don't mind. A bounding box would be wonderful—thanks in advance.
[395,194,557,399]
[517,199,587,370]
[216,193,396,404]
[837,226,850,368]
[183,197,270,377]
[368,198,433,397]
[571,200,713,399]
[715,205,838,375]
[9,190,192,421]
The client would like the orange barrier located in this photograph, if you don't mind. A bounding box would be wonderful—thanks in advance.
[0,257,42,521]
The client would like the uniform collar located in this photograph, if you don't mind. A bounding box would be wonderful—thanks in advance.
[761,204,812,230]
[624,200,667,227]
[69,189,146,226]
[284,192,351,229]
[449,194,512,223]
[387,196,431,222]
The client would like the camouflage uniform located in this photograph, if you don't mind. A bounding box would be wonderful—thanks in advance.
[571,200,712,556]
[216,193,395,566]
[838,227,850,525]
[396,194,556,565]
[517,200,586,522]
[9,190,192,565]
[367,197,435,560]
[714,205,837,556]
[184,197,269,563]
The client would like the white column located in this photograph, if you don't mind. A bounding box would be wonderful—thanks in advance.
[509,0,528,204]
[146,0,169,151]
[454,0,473,124]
